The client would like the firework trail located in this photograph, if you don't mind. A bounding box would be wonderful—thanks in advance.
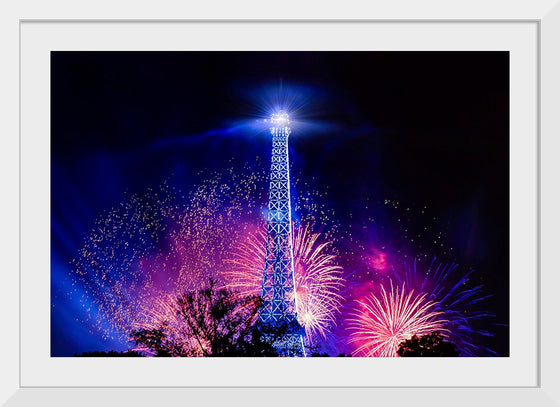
[70,165,268,341]
[337,197,497,357]
[348,281,448,357]
[222,222,345,343]
[70,182,177,340]
[69,161,341,348]
[389,258,497,356]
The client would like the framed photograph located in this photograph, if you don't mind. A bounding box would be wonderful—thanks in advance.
[49,49,512,362]
[4,0,559,405]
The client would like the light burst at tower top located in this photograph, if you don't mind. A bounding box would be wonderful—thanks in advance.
[267,111,290,126]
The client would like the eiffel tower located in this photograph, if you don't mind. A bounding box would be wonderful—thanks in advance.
[258,112,305,356]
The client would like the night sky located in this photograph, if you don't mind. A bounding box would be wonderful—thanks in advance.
[51,51,509,356]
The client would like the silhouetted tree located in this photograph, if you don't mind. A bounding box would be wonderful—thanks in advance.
[131,281,281,356]
[74,350,144,357]
[310,352,330,357]
[129,324,180,357]
[397,332,459,357]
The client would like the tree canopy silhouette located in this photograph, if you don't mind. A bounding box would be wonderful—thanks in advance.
[397,332,459,357]
[130,281,299,357]
[74,350,143,357]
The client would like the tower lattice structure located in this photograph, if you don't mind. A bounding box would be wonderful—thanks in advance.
[258,112,305,357]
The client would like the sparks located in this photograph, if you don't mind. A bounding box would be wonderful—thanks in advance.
[389,259,497,356]
[222,222,345,343]
[348,281,448,357]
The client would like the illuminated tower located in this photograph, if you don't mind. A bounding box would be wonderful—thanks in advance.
[259,112,305,356]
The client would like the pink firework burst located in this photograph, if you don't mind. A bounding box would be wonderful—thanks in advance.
[222,222,344,342]
[348,282,448,357]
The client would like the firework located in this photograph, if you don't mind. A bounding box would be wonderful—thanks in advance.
[337,196,498,356]
[69,165,268,341]
[70,182,178,339]
[389,258,496,356]
[69,161,341,348]
[348,281,448,357]
[222,222,345,342]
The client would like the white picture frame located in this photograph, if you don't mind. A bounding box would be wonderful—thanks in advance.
[3,0,559,405]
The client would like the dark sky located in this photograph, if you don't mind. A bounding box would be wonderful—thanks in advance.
[51,51,509,356]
